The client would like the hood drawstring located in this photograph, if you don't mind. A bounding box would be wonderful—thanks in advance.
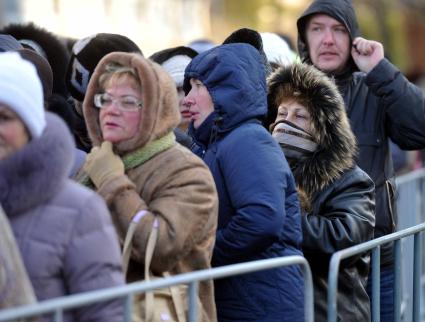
[209,114,223,147]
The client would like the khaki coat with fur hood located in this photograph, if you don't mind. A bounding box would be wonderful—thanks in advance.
[82,52,218,322]
[267,63,375,322]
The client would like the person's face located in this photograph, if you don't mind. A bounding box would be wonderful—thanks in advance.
[275,99,312,133]
[0,104,30,160]
[305,14,351,74]
[99,76,142,144]
[177,86,191,129]
[182,79,214,129]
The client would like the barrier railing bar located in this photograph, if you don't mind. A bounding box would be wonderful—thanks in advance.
[53,308,62,322]
[0,256,314,322]
[395,168,425,185]
[372,247,381,322]
[124,293,133,322]
[394,239,402,322]
[188,281,198,322]
[327,223,425,322]
[413,233,421,322]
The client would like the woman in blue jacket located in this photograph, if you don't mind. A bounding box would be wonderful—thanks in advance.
[183,43,304,322]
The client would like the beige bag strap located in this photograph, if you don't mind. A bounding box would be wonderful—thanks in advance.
[164,271,187,322]
[122,211,187,322]
[122,210,148,275]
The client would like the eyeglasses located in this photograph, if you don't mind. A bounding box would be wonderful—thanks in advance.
[94,93,143,112]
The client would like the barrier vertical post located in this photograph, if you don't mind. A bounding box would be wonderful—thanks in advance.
[394,239,402,322]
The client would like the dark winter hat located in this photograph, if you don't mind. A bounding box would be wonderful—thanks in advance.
[149,46,198,87]
[65,33,143,101]
[0,34,23,52]
[1,23,71,97]
[222,27,272,76]
[17,48,53,100]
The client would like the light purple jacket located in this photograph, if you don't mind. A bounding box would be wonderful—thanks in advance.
[0,113,124,322]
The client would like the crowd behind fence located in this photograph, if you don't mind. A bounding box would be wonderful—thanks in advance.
[1,168,425,322]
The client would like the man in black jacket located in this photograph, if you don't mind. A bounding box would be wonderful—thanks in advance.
[296,0,425,320]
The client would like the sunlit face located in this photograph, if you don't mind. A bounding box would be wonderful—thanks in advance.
[99,76,142,144]
[0,104,30,160]
[177,86,191,130]
[182,78,214,129]
[275,99,312,133]
[305,14,351,74]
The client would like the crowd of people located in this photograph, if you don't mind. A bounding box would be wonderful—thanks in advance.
[1,0,425,321]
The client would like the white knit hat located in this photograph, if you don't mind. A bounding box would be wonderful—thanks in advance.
[161,55,193,88]
[260,32,297,66]
[0,52,45,138]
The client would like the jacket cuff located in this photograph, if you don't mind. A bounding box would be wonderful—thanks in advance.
[97,174,136,206]
[366,58,399,88]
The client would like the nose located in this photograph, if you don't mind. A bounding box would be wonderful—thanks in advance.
[322,28,335,45]
[182,95,194,109]
[285,111,295,123]
[102,101,121,115]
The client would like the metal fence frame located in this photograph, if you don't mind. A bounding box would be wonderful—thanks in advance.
[327,223,425,322]
[0,256,314,322]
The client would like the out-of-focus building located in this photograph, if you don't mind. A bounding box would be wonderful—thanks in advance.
[0,0,212,56]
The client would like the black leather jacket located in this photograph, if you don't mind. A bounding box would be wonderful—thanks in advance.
[303,166,375,322]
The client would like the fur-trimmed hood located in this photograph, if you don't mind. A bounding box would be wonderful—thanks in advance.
[83,52,180,155]
[267,63,357,204]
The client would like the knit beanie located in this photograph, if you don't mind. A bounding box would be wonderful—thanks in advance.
[260,32,297,66]
[150,46,198,87]
[66,33,143,101]
[0,52,45,138]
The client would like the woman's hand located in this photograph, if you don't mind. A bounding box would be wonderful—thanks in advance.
[84,141,124,188]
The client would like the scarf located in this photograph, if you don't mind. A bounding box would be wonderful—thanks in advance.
[79,131,176,186]
[271,120,317,162]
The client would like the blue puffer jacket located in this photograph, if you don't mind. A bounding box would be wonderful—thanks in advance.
[185,43,304,322]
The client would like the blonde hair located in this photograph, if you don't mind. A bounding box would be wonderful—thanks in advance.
[98,63,141,91]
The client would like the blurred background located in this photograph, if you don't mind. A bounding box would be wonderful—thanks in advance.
[0,0,424,80]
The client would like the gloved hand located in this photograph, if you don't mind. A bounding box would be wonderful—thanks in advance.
[84,141,124,188]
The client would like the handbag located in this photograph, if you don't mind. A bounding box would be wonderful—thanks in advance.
[122,215,194,322]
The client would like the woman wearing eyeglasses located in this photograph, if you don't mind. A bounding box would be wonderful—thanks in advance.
[76,52,218,322]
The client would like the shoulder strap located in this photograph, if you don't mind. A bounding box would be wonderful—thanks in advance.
[122,213,187,322]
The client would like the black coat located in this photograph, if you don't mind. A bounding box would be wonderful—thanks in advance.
[303,166,375,322]
[297,0,425,267]
[267,63,376,322]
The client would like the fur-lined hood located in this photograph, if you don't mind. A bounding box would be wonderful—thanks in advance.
[267,63,357,204]
[83,52,180,155]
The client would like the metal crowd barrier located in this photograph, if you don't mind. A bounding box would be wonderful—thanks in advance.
[0,256,314,322]
[396,168,425,322]
[327,223,425,322]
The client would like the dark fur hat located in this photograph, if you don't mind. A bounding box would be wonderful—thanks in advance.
[1,23,70,97]
[65,33,142,101]
[267,63,357,208]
